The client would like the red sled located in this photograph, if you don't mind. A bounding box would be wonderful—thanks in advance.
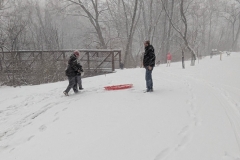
[104,84,133,90]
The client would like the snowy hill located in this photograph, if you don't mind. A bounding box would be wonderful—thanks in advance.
[0,53,240,160]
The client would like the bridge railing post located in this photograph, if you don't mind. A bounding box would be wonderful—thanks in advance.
[119,51,121,66]
[0,52,2,71]
[87,52,90,72]
[112,51,115,72]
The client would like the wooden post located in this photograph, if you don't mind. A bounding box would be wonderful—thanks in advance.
[0,52,2,71]
[40,51,43,65]
[119,51,121,66]
[112,51,115,72]
[182,50,185,69]
[87,52,90,72]
[0,59,2,71]
[18,52,21,61]
[0,51,4,71]
[96,52,99,73]
[63,51,67,67]
[16,51,20,80]
[63,51,66,60]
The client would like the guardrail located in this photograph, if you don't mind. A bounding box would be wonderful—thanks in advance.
[0,49,121,86]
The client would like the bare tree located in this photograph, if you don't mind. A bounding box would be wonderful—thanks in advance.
[161,0,197,66]
[121,0,142,67]
[221,1,240,51]
[106,0,142,67]
[64,0,107,49]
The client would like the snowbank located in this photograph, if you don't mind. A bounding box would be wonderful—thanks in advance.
[0,53,240,160]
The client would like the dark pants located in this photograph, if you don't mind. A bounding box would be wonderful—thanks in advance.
[145,67,153,90]
[76,75,82,89]
[64,76,78,93]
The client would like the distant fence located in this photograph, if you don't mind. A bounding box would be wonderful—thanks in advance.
[0,49,121,86]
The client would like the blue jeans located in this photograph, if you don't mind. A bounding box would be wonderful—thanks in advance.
[76,75,82,89]
[145,67,153,90]
[65,76,78,93]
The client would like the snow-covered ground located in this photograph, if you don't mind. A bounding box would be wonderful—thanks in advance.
[0,53,240,160]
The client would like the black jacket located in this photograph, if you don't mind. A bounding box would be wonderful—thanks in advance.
[65,54,79,77]
[143,45,155,67]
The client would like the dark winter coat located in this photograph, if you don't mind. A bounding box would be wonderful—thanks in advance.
[65,54,79,77]
[143,45,155,67]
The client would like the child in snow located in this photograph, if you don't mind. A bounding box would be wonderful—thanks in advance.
[75,62,84,90]
[167,52,172,67]
[63,50,81,96]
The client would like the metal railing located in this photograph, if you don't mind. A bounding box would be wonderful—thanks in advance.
[0,49,121,86]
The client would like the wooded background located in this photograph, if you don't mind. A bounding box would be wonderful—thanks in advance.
[0,0,239,85]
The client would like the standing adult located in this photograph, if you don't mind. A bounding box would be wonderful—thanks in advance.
[63,50,81,96]
[167,52,172,67]
[143,41,155,92]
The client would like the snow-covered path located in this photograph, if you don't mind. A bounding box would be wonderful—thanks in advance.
[0,53,240,160]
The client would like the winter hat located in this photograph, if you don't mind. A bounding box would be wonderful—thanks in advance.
[74,50,80,57]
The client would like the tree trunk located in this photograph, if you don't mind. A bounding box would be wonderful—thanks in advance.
[232,14,240,51]
[67,0,107,49]
[202,13,206,56]
[142,1,148,39]
[123,0,139,67]
[182,49,185,69]
[95,22,107,49]
[161,11,168,63]
[166,0,174,53]
[208,13,212,53]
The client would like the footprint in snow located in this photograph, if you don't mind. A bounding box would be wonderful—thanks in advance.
[191,95,196,100]
[186,100,191,105]
[9,148,15,153]
[97,89,104,93]
[7,105,15,109]
[154,148,171,160]
[39,125,47,132]
[178,126,190,136]
[188,110,196,118]
[175,134,192,151]
[53,117,59,122]
[223,152,240,160]
[0,145,9,151]
[193,117,202,126]
[189,106,197,116]
[28,135,34,141]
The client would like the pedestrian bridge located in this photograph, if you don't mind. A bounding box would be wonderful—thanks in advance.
[0,49,121,86]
